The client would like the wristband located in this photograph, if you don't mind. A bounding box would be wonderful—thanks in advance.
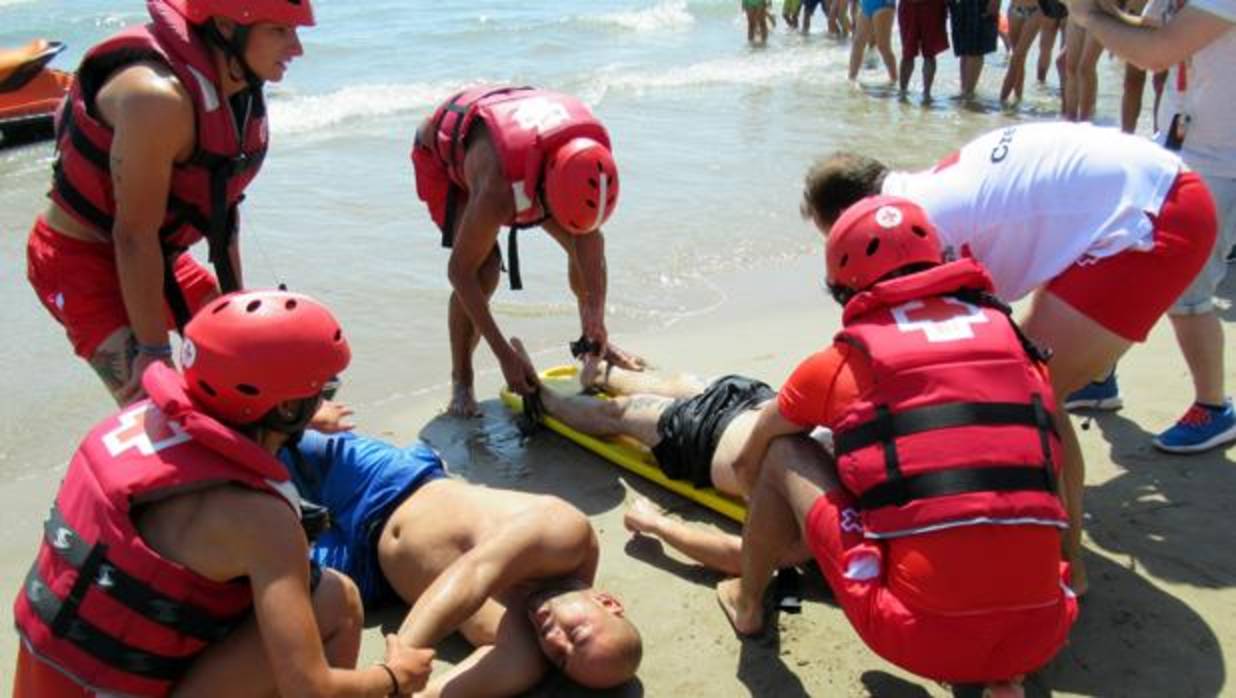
[135,342,174,358]
[569,334,602,359]
[376,662,400,697]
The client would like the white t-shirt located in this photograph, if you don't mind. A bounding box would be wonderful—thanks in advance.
[881,122,1183,302]
[1149,0,1236,177]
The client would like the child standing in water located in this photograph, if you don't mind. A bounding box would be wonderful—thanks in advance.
[744,0,772,44]
[784,0,803,28]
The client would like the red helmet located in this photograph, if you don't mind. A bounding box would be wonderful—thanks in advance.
[163,0,316,27]
[826,195,943,292]
[544,138,619,235]
[182,290,349,425]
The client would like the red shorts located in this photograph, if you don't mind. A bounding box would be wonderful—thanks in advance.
[14,644,93,697]
[898,0,950,59]
[1047,171,1217,342]
[25,217,219,359]
[805,490,1078,683]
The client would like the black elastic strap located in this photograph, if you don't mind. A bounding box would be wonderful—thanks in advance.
[835,402,1060,455]
[24,565,191,681]
[161,250,194,331]
[43,506,240,642]
[876,405,902,487]
[507,227,523,290]
[857,465,1056,511]
[1031,394,1057,494]
[206,167,240,294]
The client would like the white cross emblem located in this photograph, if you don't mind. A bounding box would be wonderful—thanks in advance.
[511,97,569,134]
[874,205,903,228]
[891,298,988,343]
[102,404,192,457]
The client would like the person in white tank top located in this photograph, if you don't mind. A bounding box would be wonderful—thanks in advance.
[798,121,1218,596]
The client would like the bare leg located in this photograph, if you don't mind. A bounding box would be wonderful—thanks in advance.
[960,55,985,99]
[1036,19,1058,83]
[1077,33,1103,121]
[582,357,707,399]
[174,569,364,697]
[899,54,916,95]
[873,8,898,83]
[1121,61,1147,133]
[922,55,937,101]
[447,249,502,416]
[1169,312,1226,406]
[626,496,810,576]
[848,12,873,81]
[1062,21,1083,118]
[88,327,141,406]
[537,388,671,447]
[1001,13,1040,103]
[1020,290,1133,595]
[717,437,839,636]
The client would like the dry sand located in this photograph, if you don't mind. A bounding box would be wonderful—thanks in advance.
[4,253,1234,697]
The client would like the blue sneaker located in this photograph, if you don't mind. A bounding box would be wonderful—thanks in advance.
[1064,373,1122,412]
[1153,400,1236,454]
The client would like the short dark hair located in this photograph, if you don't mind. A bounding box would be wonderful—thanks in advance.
[801,153,888,226]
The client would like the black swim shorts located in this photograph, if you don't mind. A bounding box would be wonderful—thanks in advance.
[652,375,776,489]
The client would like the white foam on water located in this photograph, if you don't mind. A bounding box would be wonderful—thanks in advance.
[268,81,466,136]
[594,44,847,95]
[584,0,695,32]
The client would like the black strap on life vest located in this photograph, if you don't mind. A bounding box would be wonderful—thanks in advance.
[837,398,1059,510]
[24,505,247,680]
[282,440,333,543]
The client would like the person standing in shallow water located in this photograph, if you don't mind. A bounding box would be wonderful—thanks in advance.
[411,86,644,417]
[25,0,310,405]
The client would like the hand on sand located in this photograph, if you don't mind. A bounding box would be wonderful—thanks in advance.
[716,578,764,638]
[623,496,665,536]
[447,382,480,418]
[309,400,355,433]
[383,634,434,696]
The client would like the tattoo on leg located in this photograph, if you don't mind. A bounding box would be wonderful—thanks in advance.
[89,334,137,392]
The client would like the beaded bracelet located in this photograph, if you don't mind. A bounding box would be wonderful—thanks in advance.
[135,342,174,358]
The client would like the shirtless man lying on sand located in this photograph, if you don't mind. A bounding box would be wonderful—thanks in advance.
[281,427,643,698]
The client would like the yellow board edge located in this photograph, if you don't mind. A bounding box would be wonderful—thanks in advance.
[500,365,747,523]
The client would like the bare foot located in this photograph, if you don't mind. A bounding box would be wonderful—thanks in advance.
[623,496,665,536]
[447,382,480,417]
[716,578,764,637]
[579,355,609,392]
[1069,558,1089,597]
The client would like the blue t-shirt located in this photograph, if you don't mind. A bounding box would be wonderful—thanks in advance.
[279,431,446,606]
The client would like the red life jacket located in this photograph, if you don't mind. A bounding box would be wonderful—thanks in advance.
[13,363,298,697]
[832,259,1068,538]
[49,0,267,326]
[422,85,610,289]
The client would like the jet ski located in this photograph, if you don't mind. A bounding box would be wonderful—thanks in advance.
[0,40,72,149]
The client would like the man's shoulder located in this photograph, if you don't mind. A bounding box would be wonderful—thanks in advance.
[97,60,193,126]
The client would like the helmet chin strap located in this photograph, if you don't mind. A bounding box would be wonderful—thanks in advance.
[257,395,321,439]
[201,20,264,90]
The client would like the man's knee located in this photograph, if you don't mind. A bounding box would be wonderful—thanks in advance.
[766,435,837,490]
[480,249,503,295]
[313,568,364,642]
